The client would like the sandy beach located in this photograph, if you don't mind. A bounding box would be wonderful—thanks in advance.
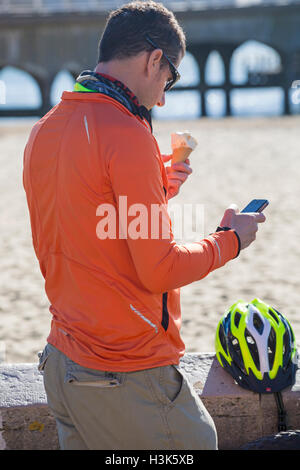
[1,115,300,364]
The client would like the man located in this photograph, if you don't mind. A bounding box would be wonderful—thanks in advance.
[23,1,265,450]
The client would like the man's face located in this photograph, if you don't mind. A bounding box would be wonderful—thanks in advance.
[143,51,183,110]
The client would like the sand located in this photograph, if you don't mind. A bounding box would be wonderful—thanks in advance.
[1,115,300,364]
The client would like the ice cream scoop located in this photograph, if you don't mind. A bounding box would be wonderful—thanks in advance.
[171,131,198,164]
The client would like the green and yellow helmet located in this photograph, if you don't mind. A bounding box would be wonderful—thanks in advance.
[215,299,298,393]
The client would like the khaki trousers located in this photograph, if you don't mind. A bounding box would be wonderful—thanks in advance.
[39,343,217,450]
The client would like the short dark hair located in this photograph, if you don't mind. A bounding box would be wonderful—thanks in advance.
[98,1,186,66]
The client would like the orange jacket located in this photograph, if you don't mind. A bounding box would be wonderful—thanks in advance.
[23,91,239,372]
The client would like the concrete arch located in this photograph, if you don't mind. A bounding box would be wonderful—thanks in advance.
[204,44,237,117]
[0,62,44,85]
[187,45,212,85]
[205,50,225,86]
[0,64,42,109]
[0,63,59,116]
[50,69,75,107]
[228,40,286,116]
[230,39,282,85]
[177,50,200,86]
[185,45,213,117]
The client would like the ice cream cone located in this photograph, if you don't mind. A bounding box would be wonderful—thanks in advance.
[171,146,193,164]
[171,131,198,165]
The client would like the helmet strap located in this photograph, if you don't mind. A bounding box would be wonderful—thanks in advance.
[274,392,287,432]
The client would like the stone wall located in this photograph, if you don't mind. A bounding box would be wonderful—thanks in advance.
[1,353,299,450]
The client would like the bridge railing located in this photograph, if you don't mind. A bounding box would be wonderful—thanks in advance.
[1,0,300,15]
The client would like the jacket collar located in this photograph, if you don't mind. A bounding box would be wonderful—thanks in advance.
[75,70,153,132]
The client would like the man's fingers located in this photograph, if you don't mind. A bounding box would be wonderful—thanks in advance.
[219,204,239,227]
[168,174,188,183]
[228,203,239,213]
[253,212,266,223]
[170,162,193,174]
[166,168,191,181]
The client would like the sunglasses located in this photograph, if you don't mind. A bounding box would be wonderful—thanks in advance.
[145,35,181,92]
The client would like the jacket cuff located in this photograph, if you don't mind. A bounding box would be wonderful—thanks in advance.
[232,230,241,258]
[214,226,241,260]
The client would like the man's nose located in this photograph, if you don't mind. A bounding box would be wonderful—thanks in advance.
[156,92,165,107]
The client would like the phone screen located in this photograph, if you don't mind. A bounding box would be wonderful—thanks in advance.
[241,199,269,213]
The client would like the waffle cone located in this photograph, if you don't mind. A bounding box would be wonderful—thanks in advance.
[171,146,193,164]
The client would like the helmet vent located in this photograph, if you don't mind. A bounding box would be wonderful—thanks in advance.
[229,334,246,373]
[245,328,260,370]
[267,326,276,370]
[282,328,292,370]
[234,312,242,329]
[268,308,280,324]
[219,324,228,353]
[253,312,264,334]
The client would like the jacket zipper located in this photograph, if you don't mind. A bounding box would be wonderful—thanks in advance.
[162,292,169,331]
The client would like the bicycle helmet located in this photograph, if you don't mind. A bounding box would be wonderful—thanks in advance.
[215,298,298,394]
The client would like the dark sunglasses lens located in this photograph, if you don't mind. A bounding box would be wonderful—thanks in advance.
[164,72,180,92]
[164,80,174,92]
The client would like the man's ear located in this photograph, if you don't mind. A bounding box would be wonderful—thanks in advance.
[146,48,163,76]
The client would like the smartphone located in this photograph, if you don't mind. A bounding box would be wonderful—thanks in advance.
[241,199,269,213]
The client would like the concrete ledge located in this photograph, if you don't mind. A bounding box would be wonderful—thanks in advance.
[0,353,299,450]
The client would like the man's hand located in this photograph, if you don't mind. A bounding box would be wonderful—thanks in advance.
[162,154,193,200]
[219,204,266,250]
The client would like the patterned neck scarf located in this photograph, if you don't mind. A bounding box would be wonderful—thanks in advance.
[75,70,153,132]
